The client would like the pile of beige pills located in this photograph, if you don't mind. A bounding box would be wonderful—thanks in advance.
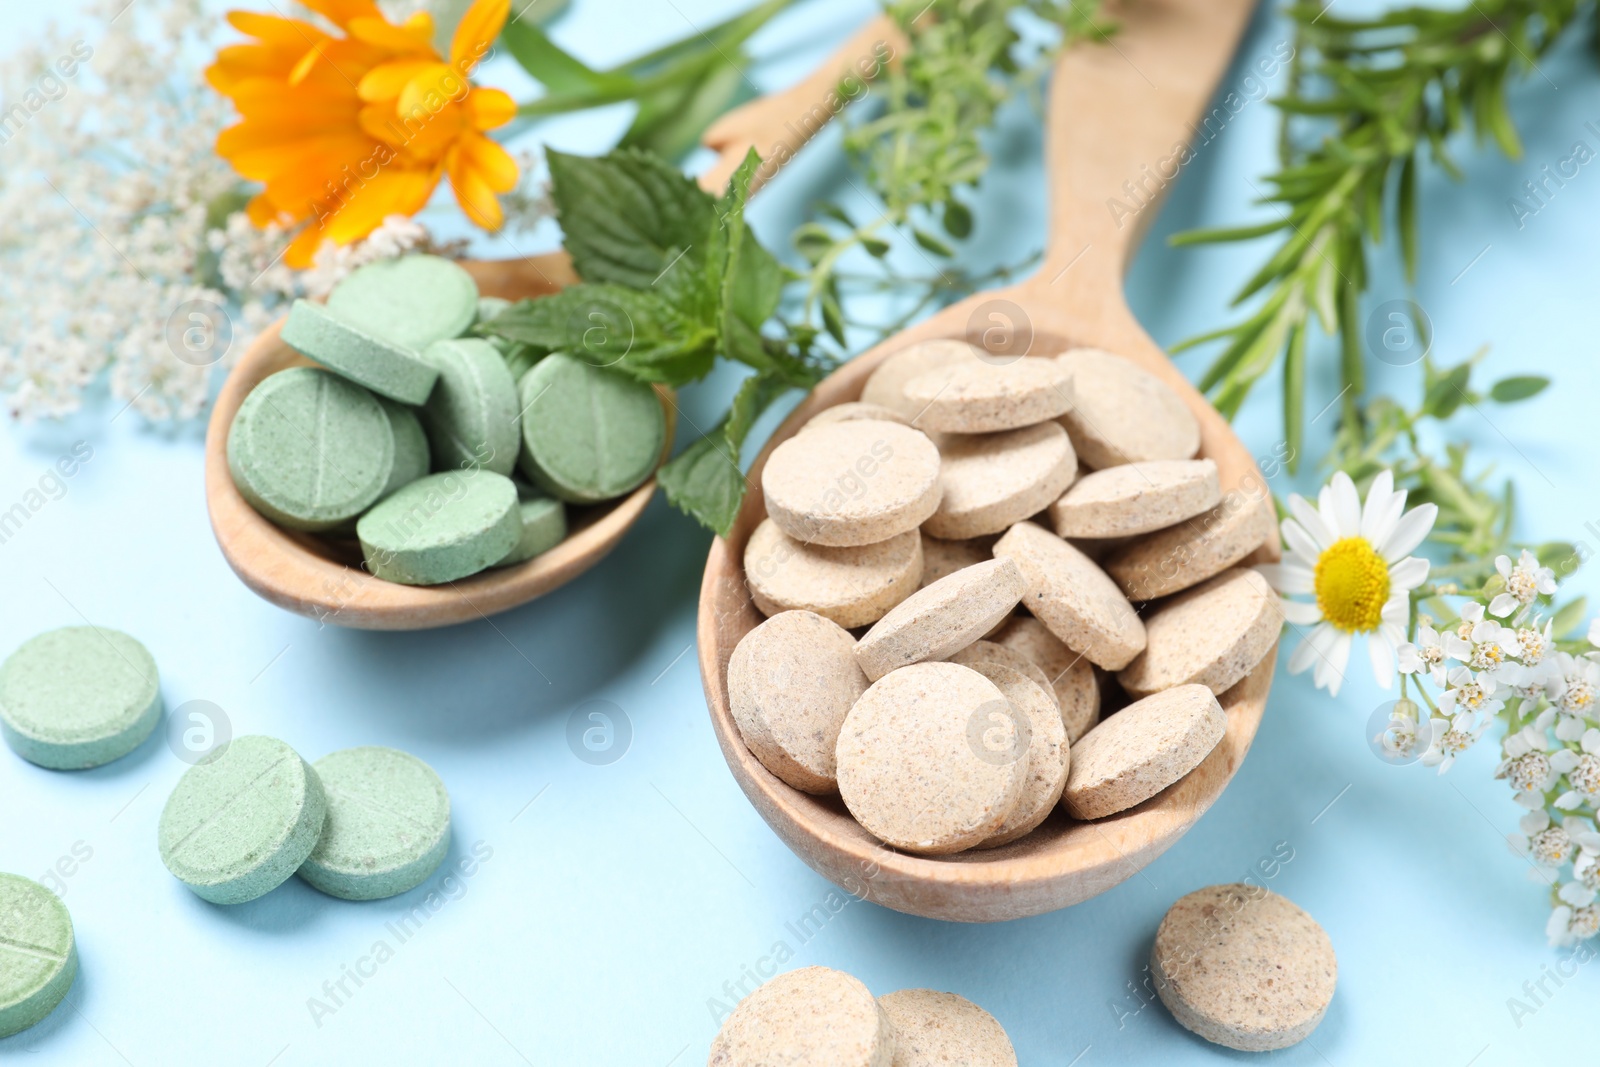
[708,965,1017,1066]
[732,342,1281,854]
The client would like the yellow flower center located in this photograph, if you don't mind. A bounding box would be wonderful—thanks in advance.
[1314,537,1391,633]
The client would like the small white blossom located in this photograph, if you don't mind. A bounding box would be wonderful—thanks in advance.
[1549,652,1600,720]
[1397,622,1452,687]
[1553,728,1600,809]
[1421,710,1488,774]
[1548,903,1600,946]
[1490,549,1558,618]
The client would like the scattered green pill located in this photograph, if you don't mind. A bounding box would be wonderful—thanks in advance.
[356,470,521,585]
[281,299,438,405]
[324,254,480,351]
[0,873,76,1038]
[0,626,162,770]
[297,747,451,901]
[516,352,666,503]
[158,735,327,905]
[417,338,521,477]
[496,482,568,567]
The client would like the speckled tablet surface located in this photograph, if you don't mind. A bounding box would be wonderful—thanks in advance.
[902,359,1071,434]
[0,873,77,1039]
[1061,684,1225,820]
[516,353,665,504]
[1105,494,1277,601]
[993,521,1146,670]
[357,469,520,585]
[1048,459,1220,539]
[376,396,431,496]
[859,339,984,419]
[280,299,439,405]
[709,965,894,1066]
[877,989,1017,1066]
[925,422,1077,540]
[494,482,567,567]
[993,616,1100,742]
[965,662,1068,849]
[416,337,521,476]
[0,625,162,770]
[836,662,1026,854]
[324,254,480,351]
[1054,348,1200,468]
[1151,884,1337,1052]
[297,746,451,901]
[947,640,1059,713]
[917,534,992,589]
[1118,568,1282,698]
[855,558,1025,681]
[804,401,910,429]
[158,735,327,905]
[744,520,922,629]
[762,420,942,547]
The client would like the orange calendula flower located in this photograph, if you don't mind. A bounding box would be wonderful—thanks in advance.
[206,0,519,268]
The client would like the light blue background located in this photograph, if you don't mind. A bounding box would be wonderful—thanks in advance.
[4,1,1600,1063]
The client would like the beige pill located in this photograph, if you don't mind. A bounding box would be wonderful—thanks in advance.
[992,521,1146,671]
[1119,569,1282,699]
[963,662,1068,849]
[861,339,985,418]
[877,989,1018,1066]
[947,641,1059,714]
[762,420,942,547]
[836,662,1027,854]
[1105,493,1277,601]
[1061,683,1225,820]
[924,422,1077,540]
[903,359,1071,434]
[1049,460,1219,539]
[856,559,1026,681]
[1055,348,1201,469]
[745,519,922,629]
[728,611,870,794]
[709,965,895,1067]
[805,401,910,429]
[1151,884,1337,1052]
[992,616,1100,742]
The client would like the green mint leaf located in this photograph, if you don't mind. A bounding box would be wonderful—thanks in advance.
[659,370,793,536]
[621,59,750,163]
[547,148,715,288]
[1488,375,1549,403]
[500,20,632,97]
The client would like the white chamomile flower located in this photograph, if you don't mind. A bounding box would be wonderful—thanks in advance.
[1547,903,1600,946]
[1421,709,1488,774]
[1260,470,1436,697]
[1553,728,1600,809]
[1548,652,1600,720]
[1490,549,1557,618]
[1396,622,1453,687]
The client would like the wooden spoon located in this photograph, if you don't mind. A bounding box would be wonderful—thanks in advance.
[697,0,1274,921]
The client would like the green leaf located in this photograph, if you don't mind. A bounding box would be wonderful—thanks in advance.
[861,235,891,258]
[658,371,793,536]
[913,228,955,256]
[621,57,750,163]
[1551,595,1589,639]
[1422,362,1472,420]
[1283,323,1306,473]
[500,20,633,97]
[942,199,973,239]
[1397,152,1418,283]
[1169,218,1290,246]
[1489,375,1550,402]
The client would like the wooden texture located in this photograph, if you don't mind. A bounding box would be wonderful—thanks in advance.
[697,0,1277,921]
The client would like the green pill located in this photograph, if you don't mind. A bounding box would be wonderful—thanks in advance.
[356,469,520,585]
[325,254,480,351]
[377,396,431,498]
[0,874,76,1039]
[281,299,439,405]
[158,735,327,905]
[516,352,666,503]
[417,338,521,477]
[0,626,162,770]
[503,344,539,381]
[228,367,395,531]
[476,295,511,324]
[297,747,451,901]
[496,482,568,567]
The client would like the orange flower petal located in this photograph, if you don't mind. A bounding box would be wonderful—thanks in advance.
[358,58,438,102]
[466,87,516,131]
[226,12,328,49]
[458,131,519,192]
[393,100,469,165]
[246,193,280,227]
[450,0,510,70]
[395,62,464,118]
[449,143,505,231]
[347,15,436,55]
[320,167,440,244]
[296,0,385,30]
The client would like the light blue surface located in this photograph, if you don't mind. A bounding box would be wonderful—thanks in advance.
[3,1,1600,1064]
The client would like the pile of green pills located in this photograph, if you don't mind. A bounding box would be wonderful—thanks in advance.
[228,253,667,585]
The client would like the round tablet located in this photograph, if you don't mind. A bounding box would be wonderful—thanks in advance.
[159,735,327,904]
[325,254,480,350]
[860,339,985,418]
[1061,684,1225,820]
[1119,569,1281,699]
[281,299,439,405]
[947,640,1059,713]
[357,469,520,585]
[762,420,942,547]
[0,873,77,1039]
[804,401,909,429]
[918,533,991,589]
[416,337,521,476]
[1152,884,1337,1052]
[836,662,1027,854]
[516,353,665,503]
[993,616,1100,742]
[376,396,431,496]
[744,520,922,629]
[1049,459,1220,539]
[855,558,1026,681]
[877,989,1017,1066]
[925,421,1077,540]
[993,521,1146,670]
[903,359,1071,434]
[494,482,567,567]
[0,626,162,770]
[297,747,451,901]
[1106,493,1277,600]
[728,610,870,793]
[1055,348,1200,468]
[476,295,512,324]
[964,662,1068,849]
[710,966,894,1067]
[227,367,395,531]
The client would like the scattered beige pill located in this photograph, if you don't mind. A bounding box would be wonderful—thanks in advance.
[709,965,895,1067]
[805,401,910,429]
[860,339,985,418]
[947,640,1059,714]
[1061,684,1225,820]
[1049,459,1220,539]
[856,559,1026,681]
[728,611,870,794]
[924,422,1077,540]
[993,521,1146,671]
[964,662,1068,849]
[836,662,1027,854]
[745,520,922,630]
[1055,348,1201,468]
[918,533,993,589]
[1119,569,1282,699]
[877,989,1018,1066]
[903,359,1071,434]
[992,616,1100,742]
[1151,884,1337,1052]
[762,420,942,547]
[1105,493,1277,601]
